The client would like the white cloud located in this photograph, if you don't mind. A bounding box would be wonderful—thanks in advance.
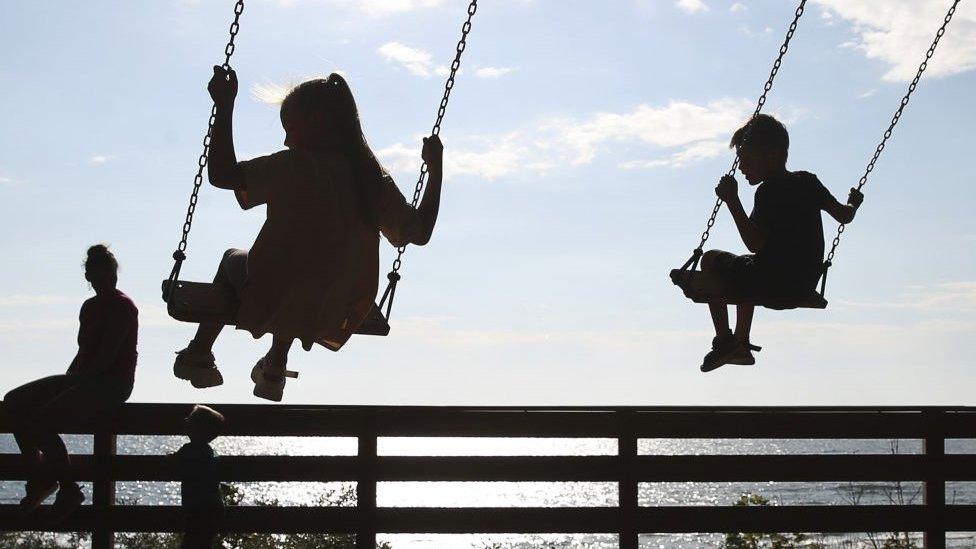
[377,42,448,78]
[618,140,728,169]
[676,0,709,14]
[378,133,531,181]
[88,154,113,166]
[857,89,877,99]
[335,0,442,17]
[538,98,753,166]
[730,3,747,12]
[251,0,443,17]
[0,294,81,307]
[475,66,517,79]
[0,174,23,185]
[835,281,976,313]
[813,0,976,82]
[377,98,769,179]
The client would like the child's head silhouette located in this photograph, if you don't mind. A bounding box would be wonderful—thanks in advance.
[84,244,118,293]
[280,74,384,223]
[185,404,225,444]
[730,114,789,185]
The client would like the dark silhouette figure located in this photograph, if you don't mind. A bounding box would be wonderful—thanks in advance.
[2,245,138,521]
[174,67,445,402]
[176,404,225,549]
[699,114,863,372]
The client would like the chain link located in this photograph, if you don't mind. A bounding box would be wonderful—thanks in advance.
[687,0,807,263]
[386,0,478,282]
[823,0,959,271]
[167,0,245,293]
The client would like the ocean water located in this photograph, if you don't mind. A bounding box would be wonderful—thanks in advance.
[2,435,974,548]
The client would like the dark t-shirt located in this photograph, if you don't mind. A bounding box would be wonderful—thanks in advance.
[750,171,839,291]
[67,289,139,385]
[177,441,223,512]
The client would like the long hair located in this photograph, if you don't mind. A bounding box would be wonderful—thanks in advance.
[281,74,384,226]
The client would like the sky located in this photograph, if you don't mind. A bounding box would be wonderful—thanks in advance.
[0,0,974,406]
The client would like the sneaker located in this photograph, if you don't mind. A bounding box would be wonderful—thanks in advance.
[701,331,739,372]
[250,357,298,402]
[19,477,57,514]
[727,340,762,366]
[174,346,224,388]
[45,483,85,524]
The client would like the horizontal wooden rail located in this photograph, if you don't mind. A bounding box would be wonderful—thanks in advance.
[2,454,975,483]
[0,404,973,549]
[1,505,975,534]
[3,404,974,438]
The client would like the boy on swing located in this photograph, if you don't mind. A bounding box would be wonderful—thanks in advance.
[699,114,863,372]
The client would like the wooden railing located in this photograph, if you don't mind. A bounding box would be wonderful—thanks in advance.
[1,405,975,548]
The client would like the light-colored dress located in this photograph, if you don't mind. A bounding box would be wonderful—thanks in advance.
[235,149,421,351]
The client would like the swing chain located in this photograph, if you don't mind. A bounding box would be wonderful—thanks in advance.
[685,0,806,270]
[819,0,959,295]
[379,0,478,315]
[166,0,246,297]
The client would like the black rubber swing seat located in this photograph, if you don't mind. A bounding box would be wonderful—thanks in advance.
[669,269,828,311]
[161,280,391,336]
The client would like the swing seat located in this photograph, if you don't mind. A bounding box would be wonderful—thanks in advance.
[161,280,391,336]
[669,269,827,311]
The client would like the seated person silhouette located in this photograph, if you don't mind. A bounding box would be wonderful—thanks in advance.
[2,245,138,521]
[176,405,225,549]
[174,67,445,401]
[699,114,863,372]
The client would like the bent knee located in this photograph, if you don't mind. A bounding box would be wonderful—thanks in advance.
[701,250,722,272]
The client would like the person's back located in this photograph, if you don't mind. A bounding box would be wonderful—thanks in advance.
[177,440,221,511]
[174,70,445,401]
[750,170,832,294]
[178,405,224,549]
[72,289,139,385]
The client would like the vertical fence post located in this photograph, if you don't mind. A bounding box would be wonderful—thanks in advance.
[618,410,638,549]
[923,409,946,549]
[357,410,378,549]
[92,432,117,549]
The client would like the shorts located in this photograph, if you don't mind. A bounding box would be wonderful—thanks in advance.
[704,250,800,299]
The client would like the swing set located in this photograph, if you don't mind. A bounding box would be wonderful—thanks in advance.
[158,0,962,334]
[161,0,478,336]
[671,0,962,311]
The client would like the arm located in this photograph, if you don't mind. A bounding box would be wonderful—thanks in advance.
[825,187,863,225]
[716,175,768,253]
[411,136,444,246]
[206,66,243,190]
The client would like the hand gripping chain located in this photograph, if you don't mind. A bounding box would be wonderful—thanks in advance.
[678,0,807,273]
[166,0,246,300]
[378,0,479,321]
[818,0,961,296]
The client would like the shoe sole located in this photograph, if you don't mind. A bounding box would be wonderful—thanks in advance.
[251,361,286,402]
[701,347,742,372]
[174,363,224,388]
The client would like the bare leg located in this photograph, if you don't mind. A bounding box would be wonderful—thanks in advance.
[708,302,731,336]
[187,249,246,352]
[733,304,755,342]
[264,336,294,379]
[34,432,72,487]
[190,322,224,353]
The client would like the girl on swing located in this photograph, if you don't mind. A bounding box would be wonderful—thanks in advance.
[174,66,444,401]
